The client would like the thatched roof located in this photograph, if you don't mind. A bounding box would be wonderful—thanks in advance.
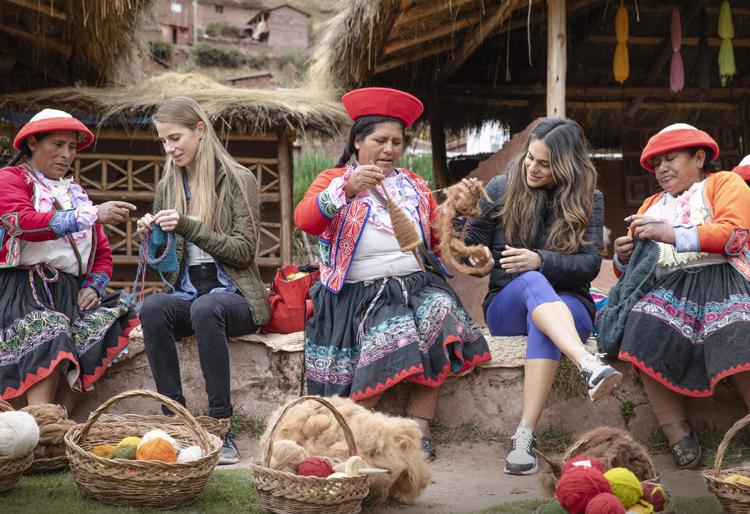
[309,0,750,148]
[0,73,348,138]
[0,0,155,92]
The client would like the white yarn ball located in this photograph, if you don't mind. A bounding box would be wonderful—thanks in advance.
[0,411,39,457]
[139,429,177,450]
[176,445,203,463]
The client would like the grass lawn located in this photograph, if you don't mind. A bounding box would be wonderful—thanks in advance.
[2,470,726,513]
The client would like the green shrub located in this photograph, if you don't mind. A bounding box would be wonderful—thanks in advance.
[193,44,244,68]
[245,51,269,68]
[204,22,220,37]
[294,149,334,205]
[204,22,243,39]
[148,40,173,64]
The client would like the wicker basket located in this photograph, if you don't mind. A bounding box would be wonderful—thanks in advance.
[21,404,74,474]
[560,432,661,482]
[251,396,370,514]
[0,399,35,492]
[65,389,222,509]
[534,481,675,513]
[704,412,750,513]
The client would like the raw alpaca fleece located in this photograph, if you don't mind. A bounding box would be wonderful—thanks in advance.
[539,426,658,494]
[260,396,431,504]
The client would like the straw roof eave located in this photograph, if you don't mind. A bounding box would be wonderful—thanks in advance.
[0,73,349,139]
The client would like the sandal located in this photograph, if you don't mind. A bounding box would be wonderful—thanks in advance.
[670,422,702,469]
[421,437,437,462]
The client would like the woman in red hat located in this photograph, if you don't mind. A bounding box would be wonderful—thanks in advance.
[609,123,750,469]
[0,109,138,409]
[295,87,491,459]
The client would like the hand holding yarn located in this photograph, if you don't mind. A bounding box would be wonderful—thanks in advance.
[344,164,385,198]
[153,209,181,233]
[136,212,155,236]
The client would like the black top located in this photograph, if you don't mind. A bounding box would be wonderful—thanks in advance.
[463,175,604,320]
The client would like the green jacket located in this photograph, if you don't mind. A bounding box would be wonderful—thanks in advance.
[152,167,271,326]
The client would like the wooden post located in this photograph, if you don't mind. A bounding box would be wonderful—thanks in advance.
[428,95,450,190]
[277,129,294,265]
[546,0,567,117]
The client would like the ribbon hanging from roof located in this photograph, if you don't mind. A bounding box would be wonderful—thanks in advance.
[718,0,736,87]
[670,8,684,92]
[613,1,629,84]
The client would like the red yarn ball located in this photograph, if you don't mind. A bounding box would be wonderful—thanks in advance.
[641,482,666,512]
[585,493,626,514]
[297,456,334,477]
[561,454,607,476]
[556,467,612,514]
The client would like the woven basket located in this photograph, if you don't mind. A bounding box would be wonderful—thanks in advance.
[560,432,661,482]
[251,396,370,514]
[65,389,222,509]
[21,404,74,474]
[704,412,750,513]
[0,399,35,492]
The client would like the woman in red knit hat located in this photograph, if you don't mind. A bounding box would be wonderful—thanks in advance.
[295,88,491,460]
[609,123,750,469]
[0,109,138,410]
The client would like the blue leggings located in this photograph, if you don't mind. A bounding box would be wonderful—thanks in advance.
[486,271,592,361]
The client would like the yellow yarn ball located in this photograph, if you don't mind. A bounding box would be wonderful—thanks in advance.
[91,444,116,458]
[626,501,654,514]
[117,436,142,448]
[726,474,750,486]
[604,467,643,508]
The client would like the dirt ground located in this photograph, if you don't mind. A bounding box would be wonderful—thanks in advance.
[227,435,716,514]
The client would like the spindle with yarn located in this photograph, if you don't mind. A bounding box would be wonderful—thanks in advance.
[377,182,422,253]
[604,467,642,509]
[556,466,612,514]
[0,411,40,457]
[585,492,626,514]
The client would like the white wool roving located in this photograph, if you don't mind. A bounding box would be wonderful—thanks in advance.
[139,429,177,450]
[176,445,203,463]
[0,411,40,457]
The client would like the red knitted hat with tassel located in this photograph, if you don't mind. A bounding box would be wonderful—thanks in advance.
[640,123,719,173]
[342,87,424,127]
[13,108,94,151]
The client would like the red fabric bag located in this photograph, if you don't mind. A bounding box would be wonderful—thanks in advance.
[262,264,319,334]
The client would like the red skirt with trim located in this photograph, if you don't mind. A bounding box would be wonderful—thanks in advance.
[304,270,491,400]
[0,268,136,400]
[618,263,750,397]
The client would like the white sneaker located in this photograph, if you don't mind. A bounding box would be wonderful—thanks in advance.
[580,353,623,401]
[504,425,538,475]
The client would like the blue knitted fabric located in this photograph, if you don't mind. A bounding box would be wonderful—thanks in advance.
[147,225,179,274]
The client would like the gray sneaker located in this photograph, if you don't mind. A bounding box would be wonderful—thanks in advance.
[218,430,240,465]
[504,425,538,475]
[580,353,623,401]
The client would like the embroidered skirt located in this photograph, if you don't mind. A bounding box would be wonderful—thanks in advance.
[0,267,137,399]
[305,270,491,400]
[618,263,750,397]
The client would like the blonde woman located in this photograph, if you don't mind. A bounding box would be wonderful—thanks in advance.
[455,118,621,475]
[136,97,270,464]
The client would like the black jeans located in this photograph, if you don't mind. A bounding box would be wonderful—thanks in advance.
[140,263,257,419]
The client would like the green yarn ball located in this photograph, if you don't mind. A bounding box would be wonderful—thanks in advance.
[541,499,568,513]
[110,444,137,460]
[604,467,642,508]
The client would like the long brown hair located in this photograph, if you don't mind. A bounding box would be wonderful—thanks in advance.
[500,118,596,254]
[153,97,259,241]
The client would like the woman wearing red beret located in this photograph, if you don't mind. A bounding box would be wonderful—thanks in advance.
[295,88,491,460]
[610,123,750,469]
[0,109,138,409]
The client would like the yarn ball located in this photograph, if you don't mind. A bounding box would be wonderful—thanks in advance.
[91,444,116,458]
[297,456,334,477]
[625,502,654,514]
[117,436,142,448]
[556,466,612,514]
[562,454,607,476]
[176,445,204,463]
[605,467,643,508]
[585,493,626,514]
[269,439,309,473]
[136,437,177,463]
[540,499,568,513]
[0,411,40,457]
[640,482,667,511]
[110,444,138,460]
[140,429,177,450]
[725,474,750,486]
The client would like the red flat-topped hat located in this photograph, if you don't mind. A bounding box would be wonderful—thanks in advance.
[640,123,719,173]
[13,108,94,151]
[733,155,750,181]
[341,87,424,127]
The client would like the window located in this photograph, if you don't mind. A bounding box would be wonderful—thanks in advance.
[215,5,223,13]
[170,2,182,13]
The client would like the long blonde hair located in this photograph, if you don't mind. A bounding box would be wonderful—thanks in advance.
[501,118,596,254]
[153,96,259,241]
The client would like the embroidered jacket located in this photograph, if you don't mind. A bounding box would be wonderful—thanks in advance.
[0,165,113,295]
[294,166,440,293]
[615,171,750,280]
